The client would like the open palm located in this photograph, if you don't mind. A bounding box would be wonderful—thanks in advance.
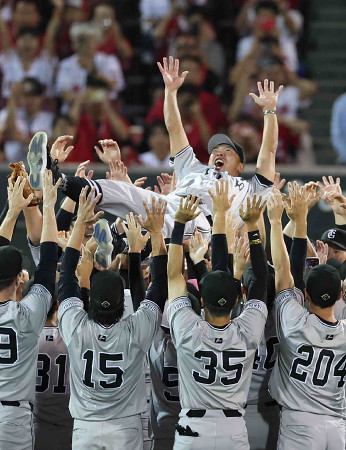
[249,79,283,111]
[157,56,188,91]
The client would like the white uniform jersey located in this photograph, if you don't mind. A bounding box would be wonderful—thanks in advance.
[35,327,72,426]
[167,296,268,414]
[269,289,346,418]
[0,284,52,403]
[58,297,161,421]
[169,145,272,218]
[335,300,346,320]
[247,288,304,405]
[149,327,180,440]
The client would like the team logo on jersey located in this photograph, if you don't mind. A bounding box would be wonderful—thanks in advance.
[321,293,331,301]
[215,338,223,344]
[98,335,107,341]
[218,298,227,306]
[326,334,334,340]
[101,301,110,309]
[46,335,53,341]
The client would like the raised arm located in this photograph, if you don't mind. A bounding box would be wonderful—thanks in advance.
[267,190,294,293]
[158,57,189,157]
[168,196,201,301]
[239,195,268,302]
[0,177,34,244]
[249,80,283,182]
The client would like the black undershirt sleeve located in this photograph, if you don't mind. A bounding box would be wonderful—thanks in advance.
[56,208,74,232]
[34,242,58,297]
[128,253,146,312]
[290,237,307,292]
[145,255,168,313]
[247,230,268,304]
[58,247,81,302]
[211,234,229,273]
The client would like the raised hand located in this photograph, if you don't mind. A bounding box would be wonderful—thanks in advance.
[226,212,241,254]
[233,235,250,280]
[154,173,174,196]
[273,172,286,191]
[50,135,74,163]
[208,179,235,216]
[136,197,167,234]
[75,160,93,180]
[106,160,128,182]
[315,240,329,264]
[239,194,266,225]
[76,187,104,225]
[157,56,188,92]
[174,195,201,224]
[303,181,320,211]
[284,181,310,222]
[323,191,346,216]
[122,212,149,253]
[317,175,341,197]
[133,176,148,188]
[188,230,209,265]
[249,79,284,111]
[95,139,121,164]
[42,169,61,207]
[7,176,35,214]
[267,189,284,223]
[57,230,71,251]
[76,245,94,288]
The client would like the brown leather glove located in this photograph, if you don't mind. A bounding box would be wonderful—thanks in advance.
[8,161,40,207]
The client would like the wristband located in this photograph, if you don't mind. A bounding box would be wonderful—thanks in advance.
[170,221,185,245]
[263,110,276,115]
[248,230,261,245]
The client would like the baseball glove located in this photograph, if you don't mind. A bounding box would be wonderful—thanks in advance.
[8,161,40,207]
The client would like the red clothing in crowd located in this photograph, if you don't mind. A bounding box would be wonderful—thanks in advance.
[146,91,227,163]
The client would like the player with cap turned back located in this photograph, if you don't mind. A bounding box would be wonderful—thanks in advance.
[166,179,269,449]
[26,58,282,241]
[267,187,346,450]
[0,170,60,450]
[58,187,168,450]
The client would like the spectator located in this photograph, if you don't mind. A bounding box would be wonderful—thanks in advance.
[139,121,171,168]
[236,0,298,72]
[67,84,129,163]
[0,26,57,98]
[91,2,133,63]
[56,22,125,110]
[3,0,42,46]
[0,77,53,162]
[331,93,346,164]
[229,117,261,163]
[49,114,78,149]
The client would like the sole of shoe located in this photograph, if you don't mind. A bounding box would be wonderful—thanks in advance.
[27,132,48,191]
[93,219,113,268]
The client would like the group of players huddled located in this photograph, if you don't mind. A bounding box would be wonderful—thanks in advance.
[0,58,345,450]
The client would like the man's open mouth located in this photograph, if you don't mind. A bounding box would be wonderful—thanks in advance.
[215,158,224,168]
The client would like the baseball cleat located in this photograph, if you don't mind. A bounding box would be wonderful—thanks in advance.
[93,219,113,268]
[27,132,47,191]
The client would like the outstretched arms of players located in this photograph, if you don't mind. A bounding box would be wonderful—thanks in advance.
[250,80,283,183]
[158,56,189,157]
[168,196,201,301]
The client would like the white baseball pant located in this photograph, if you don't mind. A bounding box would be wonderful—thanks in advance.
[0,402,34,450]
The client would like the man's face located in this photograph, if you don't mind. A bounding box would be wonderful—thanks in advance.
[328,244,346,263]
[176,36,199,58]
[23,94,42,115]
[148,126,169,157]
[208,144,244,176]
[179,60,201,86]
[13,1,40,28]
[93,4,115,24]
[52,119,77,141]
[17,34,39,57]
[259,64,286,87]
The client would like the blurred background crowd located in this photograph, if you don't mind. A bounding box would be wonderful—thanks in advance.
[0,0,345,168]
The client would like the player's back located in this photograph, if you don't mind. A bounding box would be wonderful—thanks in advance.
[168,297,268,413]
[35,326,71,426]
[58,298,161,421]
[149,327,180,439]
[269,289,346,417]
[0,285,51,403]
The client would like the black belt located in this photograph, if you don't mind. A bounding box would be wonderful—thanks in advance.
[186,409,242,418]
[264,400,278,407]
[1,401,33,411]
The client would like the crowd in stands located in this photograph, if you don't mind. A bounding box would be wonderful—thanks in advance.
[0,0,317,167]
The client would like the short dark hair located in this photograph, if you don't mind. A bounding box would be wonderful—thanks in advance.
[0,277,17,292]
[14,0,39,9]
[255,1,279,15]
[149,120,168,135]
[17,26,40,38]
[178,83,200,98]
[88,301,125,326]
[179,55,203,67]
[204,302,234,318]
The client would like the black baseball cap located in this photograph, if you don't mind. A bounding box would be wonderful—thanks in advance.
[90,271,125,310]
[207,134,246,164]
[201,270,239,310]
[22,77,45,96]
[306,264,341,308]
[321,229,346,250]
[0,246,22,281]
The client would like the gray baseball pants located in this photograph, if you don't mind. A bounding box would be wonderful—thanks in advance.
[0,402,34,450]
[278,408,345,450]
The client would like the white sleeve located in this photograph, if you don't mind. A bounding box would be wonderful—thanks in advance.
[167,296,201,348]
[20,284,53,335]
[169,145,208,182]
[27,237,40,267]
[234,299,268,347]
[127,300,161,352]
[274,289,308,340]
[58,297,86,346]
